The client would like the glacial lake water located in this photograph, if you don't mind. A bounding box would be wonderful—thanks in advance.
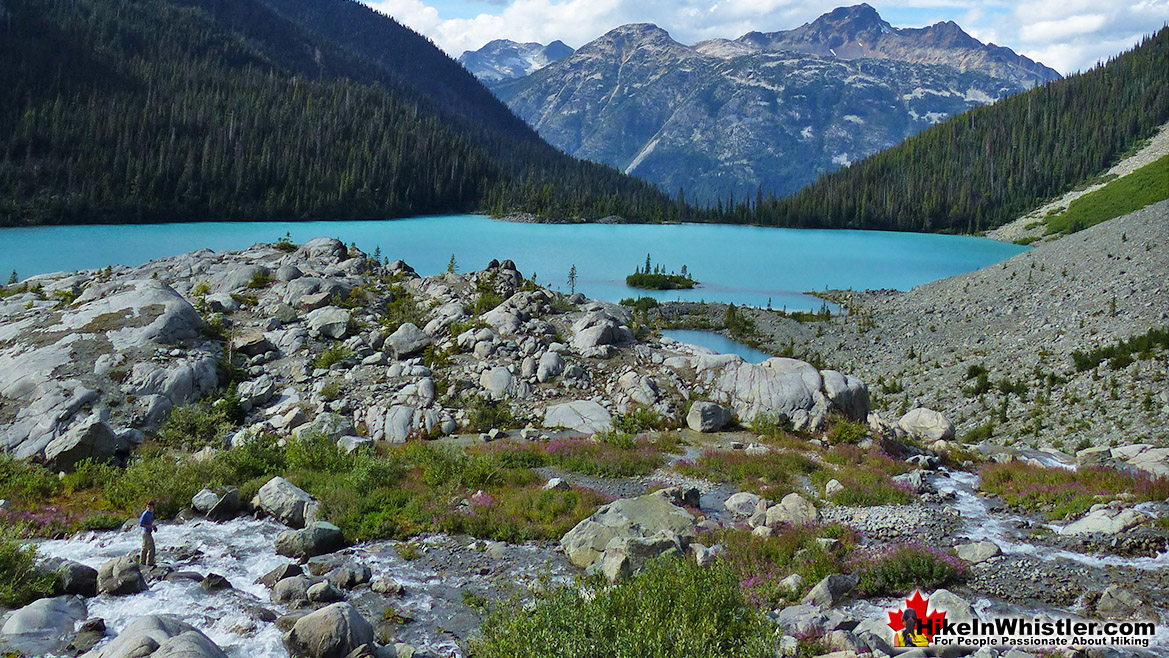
[660,329,774,363]
[0,214,1026,310]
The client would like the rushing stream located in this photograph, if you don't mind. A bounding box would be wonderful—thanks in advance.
[28,467,1169,655]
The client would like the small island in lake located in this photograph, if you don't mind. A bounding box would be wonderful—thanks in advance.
[626,254,698,290]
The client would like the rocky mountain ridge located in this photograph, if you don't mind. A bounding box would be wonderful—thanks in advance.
[734,3,1058,88]
[458,39,574,82]
[486,7,1057,203]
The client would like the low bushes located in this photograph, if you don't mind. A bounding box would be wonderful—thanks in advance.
[817,445,913,506]
[675,449,819,500]
[980,461,1169,520]
[154,399,240,449]
[471,557,773,658]
[0,524,57,608]
[711,525,858,608]
[850,543,967,597]
[476,433,681,478]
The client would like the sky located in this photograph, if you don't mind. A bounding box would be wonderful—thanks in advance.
[363,0,1169,75]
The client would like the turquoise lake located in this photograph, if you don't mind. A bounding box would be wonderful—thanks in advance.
[660,330,774,363]
[0,214,1026,310]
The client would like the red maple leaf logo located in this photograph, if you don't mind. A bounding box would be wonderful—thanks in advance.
[887,590,948,641]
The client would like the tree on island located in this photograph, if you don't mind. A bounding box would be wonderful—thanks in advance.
[567,264,578,294]
[627,254,697,290]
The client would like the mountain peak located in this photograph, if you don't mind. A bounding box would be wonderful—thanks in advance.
[582,23,683,54]
[736,4,1059,86]
[458,38,575,82]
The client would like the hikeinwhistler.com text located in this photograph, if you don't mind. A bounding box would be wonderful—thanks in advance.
[927,616,1156,649]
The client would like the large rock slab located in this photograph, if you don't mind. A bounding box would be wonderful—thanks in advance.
[1,595,87,655]
[898,408,955,442]
[820,370,869,421]
[97,556,146,596]
[543,400,612,435]
[703,357,825,423]
[306,307,351,340]
[255,477,319,529]
[43,415,120,471]
[569,310,633,356]
[81,615,227,658]
[1,278,206,462]
[764,493,819,528]
[385,323,430,358]
[282,603,374,658]
[560,492,697,569]
[55,559,99,597]
[276,522,345,558]
[1059,507,1149,536]
[686,401,732,432]
[802,573,858,609]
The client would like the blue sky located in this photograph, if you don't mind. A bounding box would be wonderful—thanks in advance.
[364,0,1168,74]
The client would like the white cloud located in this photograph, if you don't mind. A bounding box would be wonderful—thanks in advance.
[366,0,1169,74]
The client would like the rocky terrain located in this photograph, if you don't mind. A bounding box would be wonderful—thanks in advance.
[2,231,1169,658]
[457,39,574,82]
[484,6,1056,204]
[665,200,1169,453]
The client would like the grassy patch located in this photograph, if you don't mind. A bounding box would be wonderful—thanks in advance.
[1,432,610,544]
[675,448,818,500]
[478,433,681,478]
[1045,153,1169,235]
[979,461,1169,520]
[471,558,772,658]
[849,543,967,597]
[711,525,858,608]
[816,445,913,506]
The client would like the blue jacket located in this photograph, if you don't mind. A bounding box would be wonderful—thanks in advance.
[139,510,154,532]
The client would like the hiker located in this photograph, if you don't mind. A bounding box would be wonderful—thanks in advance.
[139,501,157,566]
[895,607,929,647]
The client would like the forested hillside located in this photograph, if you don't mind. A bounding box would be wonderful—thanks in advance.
[742,27,1169,233]
[0,0,672,226]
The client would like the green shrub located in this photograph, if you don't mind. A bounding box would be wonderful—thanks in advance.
[104,445,229,518]
[826,419,868,445]
[471,558,772,658]
[285,433,355,474]
[961,422,995,443]
[154,400,237,449]
[0,455,59,501]
[619,296,660,312]
[319,380,344,401]
[0,524,57,608]
[850,544,967,597]
[711,525,858,608]
[311,344,355,370]
[612,406,667,433]
[273,234,297,252]
[467,397,518,432]
[1071,326,1169,372]
[220,432,287,481]
[380,285,426,333]
[247,270,273,289]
